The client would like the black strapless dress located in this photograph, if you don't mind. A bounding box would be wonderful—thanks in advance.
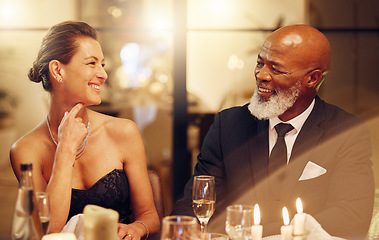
[67,169,133,224]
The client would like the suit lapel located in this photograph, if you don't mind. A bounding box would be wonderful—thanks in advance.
[249,119,270,204]
[281,97,326,202]
[249,120,269,182]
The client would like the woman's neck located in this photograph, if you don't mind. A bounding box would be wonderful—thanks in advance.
[48,102,88,130]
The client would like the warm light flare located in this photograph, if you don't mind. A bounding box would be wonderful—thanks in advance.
[254,204,261,225]
[282,207,290,226]
[296,198,303,214]
[227,55,245,70]
[108,6,122,18]
[0,2,16,21]
[209,0,229,16]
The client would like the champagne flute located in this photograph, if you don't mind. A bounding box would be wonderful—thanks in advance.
[192,175,216,233]
[36,192,50,235]
[225,205,254,240]
[161,215,199,240]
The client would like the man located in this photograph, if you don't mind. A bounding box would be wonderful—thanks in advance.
[171,25,374,239]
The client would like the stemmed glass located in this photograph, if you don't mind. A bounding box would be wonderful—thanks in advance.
[192,175,216,233]
[161,216,199,240]
[202,233,229,240]
[225,205,254,240]
[36,192,50,235]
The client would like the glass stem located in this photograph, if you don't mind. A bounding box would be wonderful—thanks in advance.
[200,222,207,233]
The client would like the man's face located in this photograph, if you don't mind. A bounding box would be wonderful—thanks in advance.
[248,80,301,120]
[249,33,310,120]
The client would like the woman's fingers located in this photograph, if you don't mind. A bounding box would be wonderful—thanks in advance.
[68,103,83,118]
[57,103,88,149]
[59,103,83,126]
[117,223,141,240]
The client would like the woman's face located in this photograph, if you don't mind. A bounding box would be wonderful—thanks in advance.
[59,37,107,106]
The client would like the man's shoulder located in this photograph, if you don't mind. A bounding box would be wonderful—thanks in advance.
[218,103,258,123]
[317,97,363,123]
[315,97,367,133]
[219,103,252,116]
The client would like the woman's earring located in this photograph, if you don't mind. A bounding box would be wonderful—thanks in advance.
[59,78,63,82]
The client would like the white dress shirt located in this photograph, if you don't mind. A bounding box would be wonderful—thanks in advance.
[269,98,315,163]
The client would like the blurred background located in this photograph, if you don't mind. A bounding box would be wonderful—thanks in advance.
[0,0,378,239]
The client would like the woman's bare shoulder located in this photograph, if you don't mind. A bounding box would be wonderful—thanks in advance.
[10,122,51,164]
[91,110,140,137]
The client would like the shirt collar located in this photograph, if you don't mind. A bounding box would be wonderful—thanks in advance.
[269,98,316,133]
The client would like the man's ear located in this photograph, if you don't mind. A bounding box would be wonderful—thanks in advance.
[48,60,62,83]
[306,69,323,88]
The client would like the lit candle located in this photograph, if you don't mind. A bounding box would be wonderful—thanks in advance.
[293,198,305,238]
[281,207,293,240]
[84,205,119,240]
[251,204,262,240]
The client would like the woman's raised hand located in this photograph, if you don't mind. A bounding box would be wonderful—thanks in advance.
[57,103,89,158]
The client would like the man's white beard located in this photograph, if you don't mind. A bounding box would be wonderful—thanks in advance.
[248,81,301,120]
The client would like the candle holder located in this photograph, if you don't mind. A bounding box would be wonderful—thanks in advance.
[83,205,119,240]
[292,231,310,240]
[225,205,254,240]
[161,216,199,240]
[292,234,304,240]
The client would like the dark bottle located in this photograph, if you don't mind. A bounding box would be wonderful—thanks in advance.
[11,163,43,240]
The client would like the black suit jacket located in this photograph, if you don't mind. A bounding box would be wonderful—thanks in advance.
[172,96,374,239]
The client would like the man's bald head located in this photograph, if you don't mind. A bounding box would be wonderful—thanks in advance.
[265,25,331,72]
[251,25,332,121]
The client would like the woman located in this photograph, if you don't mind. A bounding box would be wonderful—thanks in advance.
[10,21,159,240]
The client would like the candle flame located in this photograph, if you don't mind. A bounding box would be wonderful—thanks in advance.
[254,204,261,225]
[282,207,290,226]
[296,198,303,214]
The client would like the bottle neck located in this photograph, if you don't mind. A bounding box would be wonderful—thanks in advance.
[20,169,34,189]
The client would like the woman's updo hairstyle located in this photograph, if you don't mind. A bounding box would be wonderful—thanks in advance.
[28,21,97,91]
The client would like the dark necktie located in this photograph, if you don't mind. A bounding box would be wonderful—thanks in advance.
[269,123,294,175]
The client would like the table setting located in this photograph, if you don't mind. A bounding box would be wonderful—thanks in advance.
[222,197,345,240]
[43,195,345,240]
[182,175,345,240]
[41,174,346,240]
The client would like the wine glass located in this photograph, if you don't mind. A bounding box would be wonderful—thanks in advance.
[201,233,229,240]
[161,215,199,240]
[36,192,50,235]
[192,175,216,234]
[225,205,254,240]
